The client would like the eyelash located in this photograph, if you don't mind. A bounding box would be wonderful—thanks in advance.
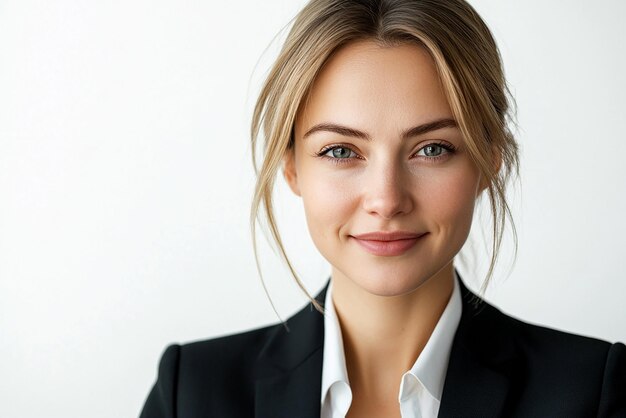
[315,142,457,165]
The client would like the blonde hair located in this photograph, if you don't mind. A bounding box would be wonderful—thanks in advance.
[250,0,519,316]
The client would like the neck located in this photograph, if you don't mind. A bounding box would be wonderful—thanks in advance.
[331,263,455,398]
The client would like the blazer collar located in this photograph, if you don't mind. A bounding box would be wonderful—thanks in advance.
[436,276,521,417]
[254,272,519,418]
[254,284,328,418]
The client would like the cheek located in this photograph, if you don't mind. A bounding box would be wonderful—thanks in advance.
[298,165,357,247]
[419,162,480,235]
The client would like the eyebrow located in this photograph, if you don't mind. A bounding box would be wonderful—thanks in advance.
[302,118,458,141]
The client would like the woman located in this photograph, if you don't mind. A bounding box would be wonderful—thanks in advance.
[140,0,625,417]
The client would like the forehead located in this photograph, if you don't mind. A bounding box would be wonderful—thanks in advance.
[296,40,453,137]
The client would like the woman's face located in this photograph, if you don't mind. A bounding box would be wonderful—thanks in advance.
[284,40,484,297]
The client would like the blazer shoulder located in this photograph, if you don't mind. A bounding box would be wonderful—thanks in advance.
[178,282,329,365]
[452,296,625,416]
[184,321,280,350]
[503,308,626,415]
[491,303,618,355]
[469,300,626,415]
[473,300,620,367]
[180,323,283,375]
[140,321,289,418]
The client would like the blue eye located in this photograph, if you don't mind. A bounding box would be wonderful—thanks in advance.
[317,146,358,164]
[316,142,456,165]
[418,144,447,157]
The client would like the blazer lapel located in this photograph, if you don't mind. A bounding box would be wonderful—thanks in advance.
[254,274,520,418]
[254,281,329,418]
[438,276,520,418]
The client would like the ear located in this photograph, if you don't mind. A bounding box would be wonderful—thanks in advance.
[478,145,502,194]
[282,149,301,197]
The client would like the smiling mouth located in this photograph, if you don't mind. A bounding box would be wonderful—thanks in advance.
[350,233,428,256]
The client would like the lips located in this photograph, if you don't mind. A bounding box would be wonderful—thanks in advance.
[351,231,426,241]
[350,231,427,256]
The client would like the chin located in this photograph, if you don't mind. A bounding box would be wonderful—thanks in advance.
[337,254,457,297]
[350,267,435,297]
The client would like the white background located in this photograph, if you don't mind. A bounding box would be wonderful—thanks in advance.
[1,1,625,417]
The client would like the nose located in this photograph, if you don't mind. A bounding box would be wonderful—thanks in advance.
[361,158,414,219]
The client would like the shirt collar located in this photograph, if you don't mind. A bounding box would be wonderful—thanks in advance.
[320,270,463,407]
[405,269,462,401]
[320,275,351,411]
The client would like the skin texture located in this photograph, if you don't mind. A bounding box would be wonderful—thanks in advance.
[283,40,486,417]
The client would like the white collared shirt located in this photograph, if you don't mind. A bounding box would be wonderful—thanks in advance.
[320,271,463,418]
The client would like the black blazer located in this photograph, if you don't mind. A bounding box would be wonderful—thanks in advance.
[140,276,626,417]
